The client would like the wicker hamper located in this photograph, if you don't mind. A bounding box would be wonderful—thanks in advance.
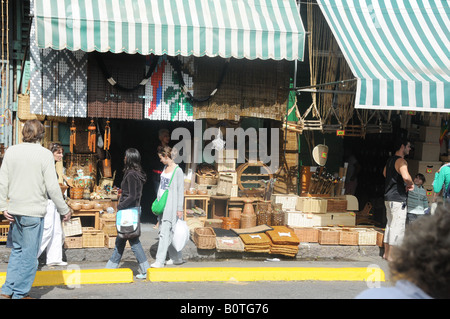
[82,227,105,248]
[339,228,359,246]
[193,227,216,249]
[292,227,318,243]
[62,218,83,237]
[317,227,340,245]
[64,236,83,249]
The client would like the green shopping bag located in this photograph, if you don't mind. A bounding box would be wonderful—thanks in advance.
[152,166,178,215]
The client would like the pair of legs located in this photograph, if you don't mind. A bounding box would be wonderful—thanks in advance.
[152,219,183,267]
[106,236,150,277]
[384,201,407,261]
[2,215,44,299]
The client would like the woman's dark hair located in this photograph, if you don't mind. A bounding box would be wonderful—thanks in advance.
[49,142,63,154]
[390,205,450,298]
[124,148,146,180]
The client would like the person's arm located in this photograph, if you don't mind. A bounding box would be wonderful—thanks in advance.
[176,168,184,219]
[117,173,139,210]
[396,158,414,191]
[433,171,444,194]
[0,151,10,212]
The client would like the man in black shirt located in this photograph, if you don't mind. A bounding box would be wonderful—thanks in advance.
[382,138,414,261]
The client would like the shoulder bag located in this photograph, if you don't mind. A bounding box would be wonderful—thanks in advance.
[116,207,141,239]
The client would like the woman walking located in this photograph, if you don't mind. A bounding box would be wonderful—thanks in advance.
[151,146,185,268]
[38,143,67,266]
[106,148,150,278]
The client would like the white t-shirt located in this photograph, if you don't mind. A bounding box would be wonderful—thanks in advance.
[157,170,173,200]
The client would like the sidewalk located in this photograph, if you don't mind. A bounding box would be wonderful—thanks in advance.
[0,223,387,286]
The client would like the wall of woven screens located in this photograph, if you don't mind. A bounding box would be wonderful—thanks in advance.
[193,57,292,121]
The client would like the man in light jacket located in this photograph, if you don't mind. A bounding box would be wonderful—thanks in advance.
[0,120,72,299]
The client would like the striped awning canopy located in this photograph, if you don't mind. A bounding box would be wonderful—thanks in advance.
[317,0,450,112]
[34,0,305,61]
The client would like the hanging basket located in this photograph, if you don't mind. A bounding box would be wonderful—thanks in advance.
[17,93,45,121]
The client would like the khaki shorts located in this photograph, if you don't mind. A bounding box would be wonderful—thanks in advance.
[384,201,407,246]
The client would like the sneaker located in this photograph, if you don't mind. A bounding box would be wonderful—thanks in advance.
[150,262,164,268]
[135,273,147,279]
[47,261,68,267]
[166,259,185,265]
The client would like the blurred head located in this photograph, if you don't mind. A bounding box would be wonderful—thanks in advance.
[394,137,412,156]
[49,142,64,162]
[22,120,45,143]
[158,128,170,145]
[390,205,450,299]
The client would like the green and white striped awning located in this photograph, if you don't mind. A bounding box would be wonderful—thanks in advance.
[317,0,450,112]
[34,0,305,61]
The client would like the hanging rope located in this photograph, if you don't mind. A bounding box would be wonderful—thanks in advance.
[95,53,160,92]
[167,55,229,103]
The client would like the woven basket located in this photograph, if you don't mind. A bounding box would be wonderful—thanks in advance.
[292,227,318,243]
[70,187,84,199]
[339,228,359,246]
[271,211,285,226]
[193,227,216,249]
[204,219,223,228]
[221,217,240,230]
[228,207,242,219]
[17,89,46,121]
[318,227,340,245]
[62,218,83,237]
[240,214,257,229]
[196,173,218,185]
[357,228,377,245]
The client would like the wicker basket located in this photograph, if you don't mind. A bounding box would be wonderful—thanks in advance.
[193,227,216,249]
[356,228,377,245]
[292,227,318,243]
[64,236,83,249]
[221,217,240,230]
[0,222,10,242]
[256,211,272,226]
[271,211,285,226]
[240,214,257,229]
[17,91,46,121]
[318,227,340,245]
[204,219,223,228]
[339,228,359,246]
[82,227,105,248]
[62,218,83,237]
[70,187,84,200]
[196,173,218,185]
[229,207,242,219]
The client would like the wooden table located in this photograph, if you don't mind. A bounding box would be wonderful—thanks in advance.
[184,194,210,220]
[72,209,101,229]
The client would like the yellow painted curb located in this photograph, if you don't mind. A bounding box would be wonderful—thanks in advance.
[0,268,134,287]
[148,267,385,282]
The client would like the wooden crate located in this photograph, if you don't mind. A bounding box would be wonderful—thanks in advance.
[82,227,105,248]
[292,227,318,243]
[64,236,83,249]
[195,183,218,196]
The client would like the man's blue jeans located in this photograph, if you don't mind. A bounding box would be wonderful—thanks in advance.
[1,215,44,299]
